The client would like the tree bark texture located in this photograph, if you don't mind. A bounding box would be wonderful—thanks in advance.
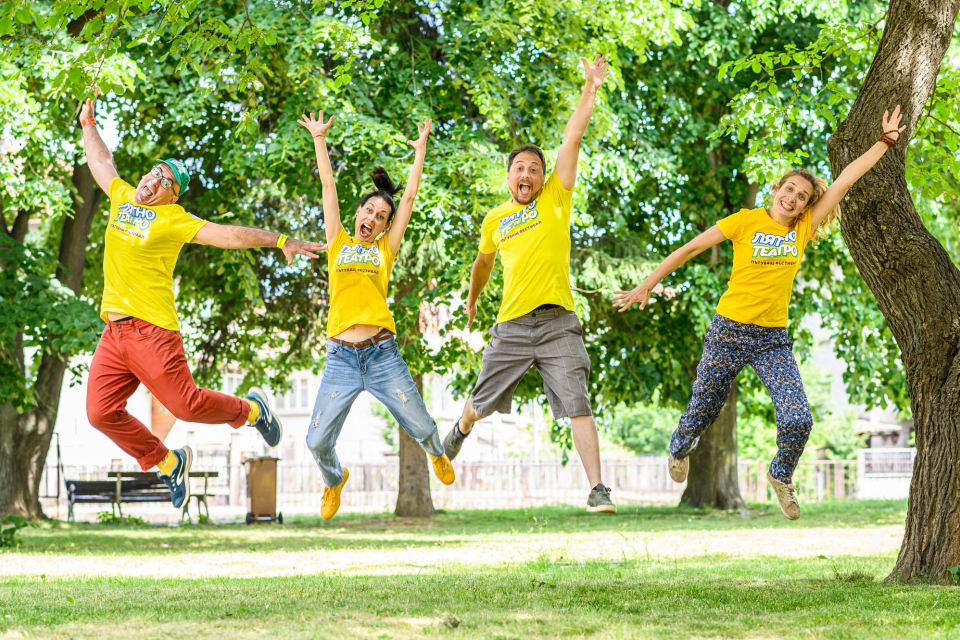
[392,298,436,518]
[394,372,437,518]
[681,382,745,510]
[827,0,960,582]
[0,162,101,519]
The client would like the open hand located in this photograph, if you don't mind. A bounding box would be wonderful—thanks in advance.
[298,111,335,139]
[282,238,327,266]
[581,54,611,90]
[612,282,662,312]
[407,118,432,153]
[882,105,906,143]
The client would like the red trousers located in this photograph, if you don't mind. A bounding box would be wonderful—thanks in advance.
[87,318,250,470]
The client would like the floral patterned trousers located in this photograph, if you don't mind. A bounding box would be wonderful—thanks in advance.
[669,314,813,483]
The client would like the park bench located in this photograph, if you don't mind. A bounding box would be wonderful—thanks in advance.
[67,471,219,523]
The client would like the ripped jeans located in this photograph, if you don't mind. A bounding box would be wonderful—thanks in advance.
[306,335,444,487]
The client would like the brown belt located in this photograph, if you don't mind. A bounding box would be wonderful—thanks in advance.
[329,328,394,348]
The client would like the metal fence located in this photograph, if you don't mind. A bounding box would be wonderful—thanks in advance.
[42,454,897,512]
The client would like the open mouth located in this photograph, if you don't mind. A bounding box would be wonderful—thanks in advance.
[358,222,374,239]
[779,199,795,213]
[140,184,155,200]
[518,183,532,199]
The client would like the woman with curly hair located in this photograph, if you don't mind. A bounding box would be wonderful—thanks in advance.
[614,106,905,520]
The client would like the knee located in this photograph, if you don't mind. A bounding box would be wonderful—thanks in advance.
[87,405,116,430]
[305,429,334,457]
[783,412,814,438]
[465,402,486,423]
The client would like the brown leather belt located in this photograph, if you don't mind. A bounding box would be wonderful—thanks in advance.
[329,327,394,348]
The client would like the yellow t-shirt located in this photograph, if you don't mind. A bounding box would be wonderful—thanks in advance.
[715,207,814,327]
[326,226,396,338]
[479,172,576,323]
[100,178,207,331]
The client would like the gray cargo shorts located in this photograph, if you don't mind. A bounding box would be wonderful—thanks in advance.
[470,307,593,419]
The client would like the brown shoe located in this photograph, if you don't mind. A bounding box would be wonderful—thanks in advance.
[668,454,688,483]
[766,471,801,520]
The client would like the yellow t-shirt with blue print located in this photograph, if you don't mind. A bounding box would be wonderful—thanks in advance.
[479,172,576,324]
[715,207,814,327]
[100,178,207,331]
[326,226,396,338]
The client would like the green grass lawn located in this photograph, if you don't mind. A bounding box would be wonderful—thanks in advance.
[2,500,958,639]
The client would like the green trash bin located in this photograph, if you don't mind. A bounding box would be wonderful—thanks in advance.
[243,456,283,524]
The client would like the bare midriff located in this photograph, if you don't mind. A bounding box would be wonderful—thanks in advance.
[333,323,390,342]
[107,312,136,322]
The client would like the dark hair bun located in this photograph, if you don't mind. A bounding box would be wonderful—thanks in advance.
[370,166,401,196]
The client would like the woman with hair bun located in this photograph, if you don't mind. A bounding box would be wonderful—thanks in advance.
[298,112,453,520]
[613,106,906,520]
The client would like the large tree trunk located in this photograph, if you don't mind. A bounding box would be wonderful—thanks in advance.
[0,162,100,519]
[827,0,960,582]
[394,372,437,517]
[681,382,745,510]
[392,296,436,518]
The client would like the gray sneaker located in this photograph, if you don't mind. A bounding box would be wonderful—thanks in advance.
[668,454,688,483]
[587,483,617,514]
[442,420,470,461]
[766,471,801,520]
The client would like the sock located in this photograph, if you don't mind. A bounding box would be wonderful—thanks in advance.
[246,399,260,424]
[156,451,177,476]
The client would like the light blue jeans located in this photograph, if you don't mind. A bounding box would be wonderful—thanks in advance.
[306,335,444,487]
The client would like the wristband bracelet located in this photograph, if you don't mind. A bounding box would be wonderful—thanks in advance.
[276,234,288,249]
[879,130,900,148]
[81,117,97,128]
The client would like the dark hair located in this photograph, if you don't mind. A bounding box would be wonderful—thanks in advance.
[358,167,403,222]
[507,144,546,172]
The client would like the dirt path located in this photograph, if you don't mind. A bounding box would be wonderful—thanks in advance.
[1,525,904,578]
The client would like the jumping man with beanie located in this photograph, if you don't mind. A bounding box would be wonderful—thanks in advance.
[442,55,617,514]
[80,96,325,509]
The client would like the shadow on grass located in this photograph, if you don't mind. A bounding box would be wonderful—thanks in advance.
[9,500,906,557]
[0,554,951,640]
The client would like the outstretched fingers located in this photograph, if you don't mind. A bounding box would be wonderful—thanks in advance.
[408,118,433,147]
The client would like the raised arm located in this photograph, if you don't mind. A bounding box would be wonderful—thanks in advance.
[387,118,432,255]
[78,97,120,194]
[612,226,727,312]
[192,223,326,266]
[298,112,341,245]
[554,54,610,190]
[809,105,906,231]
[465,250,496,328]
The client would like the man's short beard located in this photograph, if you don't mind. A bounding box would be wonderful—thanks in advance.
[512,186,541,205]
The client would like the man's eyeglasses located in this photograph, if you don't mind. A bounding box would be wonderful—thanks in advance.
[149,166,176,192]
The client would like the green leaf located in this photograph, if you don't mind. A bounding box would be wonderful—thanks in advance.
[15,7,32,24]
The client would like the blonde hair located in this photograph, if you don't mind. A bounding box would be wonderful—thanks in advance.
[770,168,840,242]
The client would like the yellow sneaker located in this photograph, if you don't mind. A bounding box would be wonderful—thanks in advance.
[321,468,349,520]
[429,454,455,485]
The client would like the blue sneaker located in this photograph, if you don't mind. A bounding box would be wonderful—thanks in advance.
[245,386,283,447]
[158,446,193,509]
